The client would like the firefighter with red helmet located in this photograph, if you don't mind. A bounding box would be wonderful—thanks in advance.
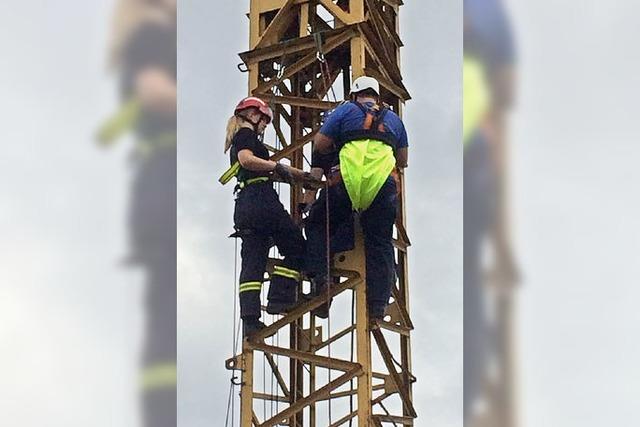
[225,97,307,337]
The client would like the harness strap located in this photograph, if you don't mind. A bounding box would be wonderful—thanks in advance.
[219,161,240,185]
[241,176,269,187]
[339,101,398,151]
[372,107,389,132]
[233,176,270,194]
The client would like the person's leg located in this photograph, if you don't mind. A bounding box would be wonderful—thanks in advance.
[305,184,354,277]
[304,188,330,282]
[141,253,177,427]
[303,196,334,318]
[130,148,177,427]
[463,131,495,419]
[360,177,398,320]
[266,205,306,314]
[238,233,270,324]
[304,184,353,317]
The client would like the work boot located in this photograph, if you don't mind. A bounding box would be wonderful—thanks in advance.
[242,317,266,338]
[265,300,297,315]
[369,306,386,323]
[311,279,332,319]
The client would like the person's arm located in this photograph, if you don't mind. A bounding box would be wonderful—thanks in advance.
[122,23,176,115]
[313,132,335,154]
[314,104,344,154]
[237,149,277,172]
[135,67,176,114]
[237,149,306,178]
[396,147,408,168]
[395,119,409,168]
[302,167,324,204]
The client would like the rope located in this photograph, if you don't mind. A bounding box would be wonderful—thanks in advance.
[314,31,338,104]
[349,290,355,427]
[224,380,234,427]
[324,180,333,424]
[262,334,267,421]
[378,401,399,427]
[315,49,338,419]
[269,108,283,421]
[313,31,341,425]
[225,237,240,427]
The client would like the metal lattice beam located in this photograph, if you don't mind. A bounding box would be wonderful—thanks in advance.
[227,1,415,425]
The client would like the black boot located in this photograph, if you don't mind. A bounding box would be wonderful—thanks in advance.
[242,317,266,338]
[311,278,332,319]
[369,305,386,322]
[265,300,297,315]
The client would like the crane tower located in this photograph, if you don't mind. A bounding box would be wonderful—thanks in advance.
[225,1,415,425]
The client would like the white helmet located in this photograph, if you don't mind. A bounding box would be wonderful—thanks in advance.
[350,76,380,96]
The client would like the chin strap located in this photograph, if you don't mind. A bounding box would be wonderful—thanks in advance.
[236,112,261,133]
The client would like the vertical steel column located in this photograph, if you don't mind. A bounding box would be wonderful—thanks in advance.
[233,2,415,426]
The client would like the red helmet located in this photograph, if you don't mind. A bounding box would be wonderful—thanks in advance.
[234,97,273,123]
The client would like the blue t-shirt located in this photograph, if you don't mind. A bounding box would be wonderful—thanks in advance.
[319,101,409,149]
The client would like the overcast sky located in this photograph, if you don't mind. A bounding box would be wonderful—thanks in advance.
[0,1,141,425]
[506,1,640,425]
[178,1,462,426]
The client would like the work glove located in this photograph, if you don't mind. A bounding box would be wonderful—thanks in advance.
[301,172,323,190]
[274,162,294,184]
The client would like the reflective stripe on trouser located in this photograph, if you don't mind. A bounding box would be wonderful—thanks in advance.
[141,361,176,427]
[239,281,263,293]
[130,139,176,427]
[305,177,398,315]
[234,184,305,318]
[142,362,176,391]
[272,265,301,281]
[268,265,301,305]
[339,139,395,211]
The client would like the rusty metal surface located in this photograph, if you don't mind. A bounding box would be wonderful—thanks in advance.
[231,1,416,425]
[259,367,363,427]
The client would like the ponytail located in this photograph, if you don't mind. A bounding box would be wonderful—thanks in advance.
[224,115,241,153]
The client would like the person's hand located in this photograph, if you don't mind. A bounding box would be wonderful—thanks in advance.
[288,167,306,179]
[301,172,323,190]
[274,163,294,184]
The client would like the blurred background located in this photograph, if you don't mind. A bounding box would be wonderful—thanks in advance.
[0,0,175,426]
[513,0,640,426]
[466,1,640,426]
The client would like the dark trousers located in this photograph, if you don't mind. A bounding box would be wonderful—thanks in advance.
[305,177,398,316]
[129,147,177,427]
[234,183,305,319]
[464,132,496,421]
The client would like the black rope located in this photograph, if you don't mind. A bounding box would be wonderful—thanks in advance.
[224,380,235,427]
[314,31,338,104]
[324,180,333,424]
[378,401,399,427]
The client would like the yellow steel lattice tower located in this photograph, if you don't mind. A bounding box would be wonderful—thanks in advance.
[225,1,415,425]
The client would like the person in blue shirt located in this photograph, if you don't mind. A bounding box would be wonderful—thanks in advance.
[303,76,408,321]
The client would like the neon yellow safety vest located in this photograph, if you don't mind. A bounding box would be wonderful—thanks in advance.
[463,56,491,147]
[339,139,396,212]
